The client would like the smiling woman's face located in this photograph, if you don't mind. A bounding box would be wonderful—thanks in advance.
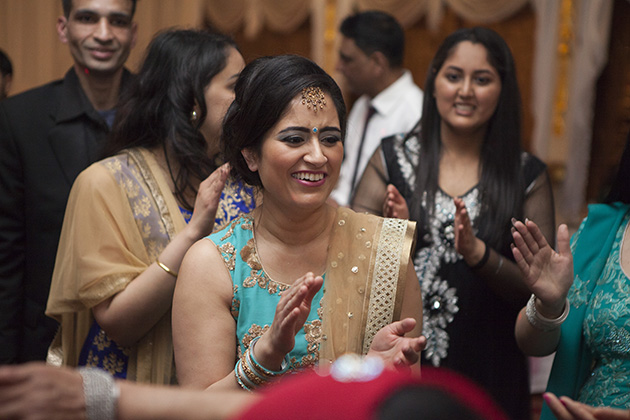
[242,91,343,209]
[434,41,502,137]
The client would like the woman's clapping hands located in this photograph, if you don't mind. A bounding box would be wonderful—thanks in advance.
[368,318,426,368]
[187,163,230,239]
[254,273,323,370]
[383,184,409,219]
[254,272,425,371]
[511,219,573,315]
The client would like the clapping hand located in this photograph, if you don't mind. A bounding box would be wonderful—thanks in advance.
[255,273,323,370]
[453,198,485,266]
[511,219,573,314]
[383,184,409,219]
[187,163,230,239]
[368,318,426,368]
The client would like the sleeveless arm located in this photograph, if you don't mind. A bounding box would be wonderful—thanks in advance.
[172,238,239,390]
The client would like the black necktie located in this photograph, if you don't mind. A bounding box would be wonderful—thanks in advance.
[349,105,377,197]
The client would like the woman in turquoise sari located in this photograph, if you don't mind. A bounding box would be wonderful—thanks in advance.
[172,55,424,391]
[512,134,630,419]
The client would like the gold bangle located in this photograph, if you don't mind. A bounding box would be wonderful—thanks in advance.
[156,258,178,278]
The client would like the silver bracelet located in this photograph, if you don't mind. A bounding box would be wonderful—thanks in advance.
[525,294,570,332]
[79,368,119,420]
[494,255,504,275]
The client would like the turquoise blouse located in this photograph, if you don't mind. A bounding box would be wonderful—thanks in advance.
[208,213,324,370]
[574,211,630,407]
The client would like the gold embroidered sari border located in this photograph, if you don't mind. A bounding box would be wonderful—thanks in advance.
[126,149,177,241]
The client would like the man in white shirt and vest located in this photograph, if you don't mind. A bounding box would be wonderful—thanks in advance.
[331,10,423,207]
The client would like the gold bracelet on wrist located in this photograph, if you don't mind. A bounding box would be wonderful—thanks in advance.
[156,258,178,278]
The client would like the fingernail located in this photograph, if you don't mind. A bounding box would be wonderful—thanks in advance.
[511,217,517,226]
[542,393,551,404]
[525,218,529,224]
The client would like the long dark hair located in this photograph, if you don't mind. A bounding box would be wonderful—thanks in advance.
[409,27,523,249]
[222,54,346,187]
[103,29,237,210]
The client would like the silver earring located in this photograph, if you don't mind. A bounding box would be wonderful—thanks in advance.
[190,110,198,123]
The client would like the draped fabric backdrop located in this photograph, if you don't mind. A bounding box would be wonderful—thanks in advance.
[0,0,620,219]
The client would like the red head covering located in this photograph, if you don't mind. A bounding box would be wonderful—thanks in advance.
[234,355,508,420]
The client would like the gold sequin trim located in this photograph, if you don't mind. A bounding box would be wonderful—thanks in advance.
[362,218,407,353]
[219,242,236,271]
[241,238,290,295]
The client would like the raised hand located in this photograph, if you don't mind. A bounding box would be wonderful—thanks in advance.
[511,220,573,313]
[254,273,323,370]
[454,197,486,266]
[544,393,630,420]
[367,318,426,367]
[187,163,230,239]
[383,184,409,219]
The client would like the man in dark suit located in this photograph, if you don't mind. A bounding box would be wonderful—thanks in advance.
[0,0,138,364]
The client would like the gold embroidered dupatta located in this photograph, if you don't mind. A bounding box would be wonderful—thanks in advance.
[318,208,416,365]
[46,148,186,384]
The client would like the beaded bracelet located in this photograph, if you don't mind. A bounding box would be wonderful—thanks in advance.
[79,367,119,420]
[494,255,504,275]
[525,294,570,332]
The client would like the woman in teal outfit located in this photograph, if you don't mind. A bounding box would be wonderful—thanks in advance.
[46,29,255,384]
[512,134,630,419]
[172,55,424,390]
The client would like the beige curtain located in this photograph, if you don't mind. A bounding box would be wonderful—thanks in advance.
[529,0,614,220]
[205,0,311,38]
[202,0,532,59]
[356,0,428,28]
[203,0,530,35]
[560,0,614,220]
[443,0,530,23]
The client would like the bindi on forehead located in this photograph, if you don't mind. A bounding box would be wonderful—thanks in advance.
[301,87,327,113]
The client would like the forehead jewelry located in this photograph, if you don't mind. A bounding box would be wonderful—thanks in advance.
[312,127,318,134]
[301,87,326,113]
